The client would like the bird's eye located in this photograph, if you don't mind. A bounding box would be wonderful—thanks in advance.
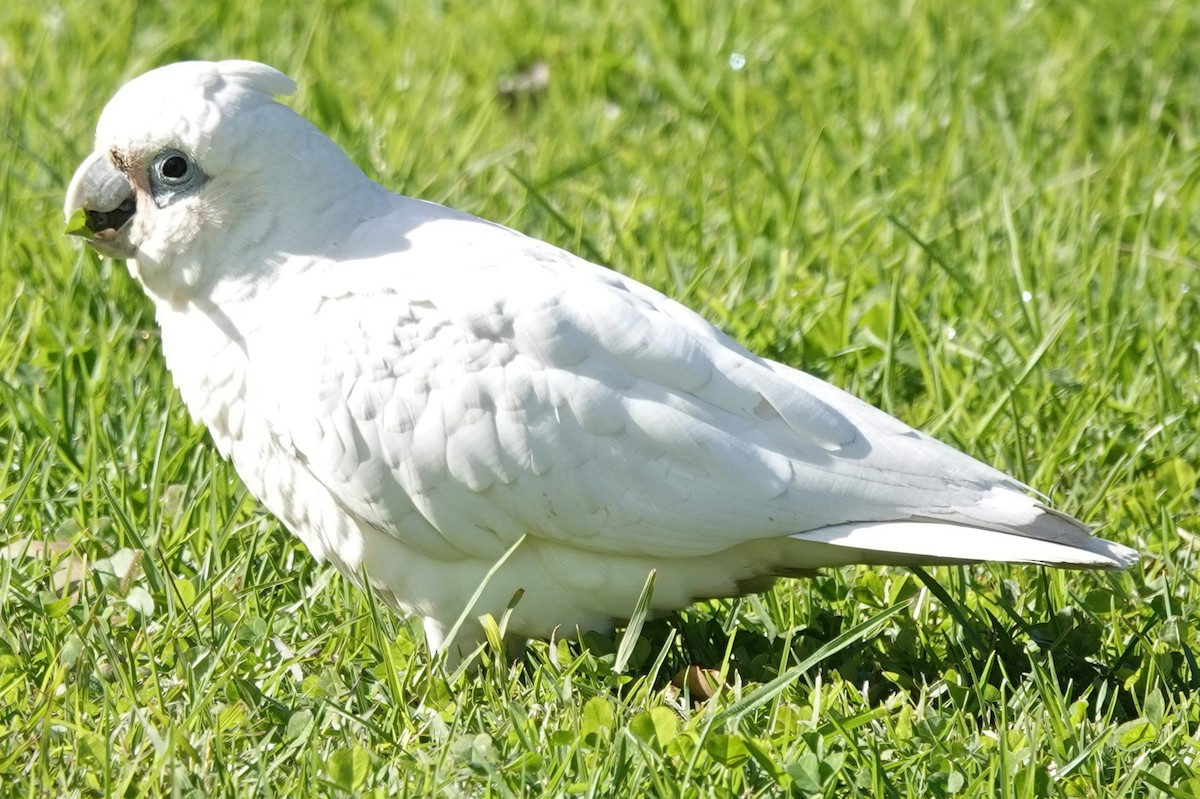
[148,149,206,208]
[154,150,193,185]
[162,155,188,180]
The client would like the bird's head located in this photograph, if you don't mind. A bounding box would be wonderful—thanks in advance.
[64,60,372,303]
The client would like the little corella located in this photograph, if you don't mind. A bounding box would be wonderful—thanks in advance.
[65,61,1137,656]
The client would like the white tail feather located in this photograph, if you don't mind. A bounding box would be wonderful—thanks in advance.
[792,521,1139,569]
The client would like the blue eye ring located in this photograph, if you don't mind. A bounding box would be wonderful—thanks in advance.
[148,149,206,208]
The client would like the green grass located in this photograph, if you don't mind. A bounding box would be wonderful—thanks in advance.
[2,0,1198,795]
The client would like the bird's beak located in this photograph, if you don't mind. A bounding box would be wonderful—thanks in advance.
[63,152,137,258]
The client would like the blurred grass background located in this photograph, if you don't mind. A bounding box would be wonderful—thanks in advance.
[1,0,1198,796]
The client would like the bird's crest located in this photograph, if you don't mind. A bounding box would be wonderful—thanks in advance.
[214,60,297,99]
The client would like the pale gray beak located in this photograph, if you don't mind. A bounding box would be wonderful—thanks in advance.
[64,152,137,258]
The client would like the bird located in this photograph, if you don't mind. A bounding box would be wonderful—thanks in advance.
[64,60,1137,658]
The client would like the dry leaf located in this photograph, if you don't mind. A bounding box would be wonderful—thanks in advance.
[671,666,725,701]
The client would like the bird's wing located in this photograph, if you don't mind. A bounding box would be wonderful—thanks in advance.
[246,204,1087,564]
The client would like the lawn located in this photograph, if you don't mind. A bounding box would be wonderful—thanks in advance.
[1,0,1198,796]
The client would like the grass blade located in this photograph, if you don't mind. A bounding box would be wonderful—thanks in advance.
[441,533,527,660]
[614,568,656,674]
[713,601,909,726]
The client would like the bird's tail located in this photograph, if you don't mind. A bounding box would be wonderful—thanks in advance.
[789,514,1138,569]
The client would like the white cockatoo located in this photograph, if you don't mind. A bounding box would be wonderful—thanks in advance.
[64,61,1136,656]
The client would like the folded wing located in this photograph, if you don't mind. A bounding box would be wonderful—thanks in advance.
[249,205,1137,572]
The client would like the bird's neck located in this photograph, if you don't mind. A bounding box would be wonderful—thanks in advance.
[152,293,259,457]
